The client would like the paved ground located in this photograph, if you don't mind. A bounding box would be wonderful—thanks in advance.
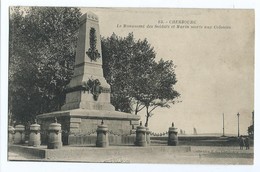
[8,151,42,161]
[8,145,253,164]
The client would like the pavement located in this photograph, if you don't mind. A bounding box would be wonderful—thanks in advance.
[8,145,253,164]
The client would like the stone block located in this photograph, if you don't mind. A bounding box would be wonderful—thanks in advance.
[130,120,140,125]
[70,118,82,123]
[70,123,80,128]
[70,128,80,134]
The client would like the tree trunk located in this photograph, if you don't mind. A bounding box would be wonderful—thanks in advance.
[145,106,150,127]
[135,102,138,115]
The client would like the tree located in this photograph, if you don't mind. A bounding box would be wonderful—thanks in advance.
[102,33,180,126]
[102,33,157,113]
[248,125,254,137]
[9,7,82,123]
[132,59,180,126]
[247,111,254,138]
[102,33,133,112]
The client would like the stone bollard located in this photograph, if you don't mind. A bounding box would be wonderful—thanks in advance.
[145,125,150,146]
[96,120,109,147]
[135,121,147,147]
[47,118,62,149]
[28,120,41,147]
[14,124,25,144]
[8,126,15,144]
[168,122,178,146]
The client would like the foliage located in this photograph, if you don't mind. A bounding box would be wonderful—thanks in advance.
[134,59,180,126]
[102,33,180,126]
[102,33,156,113]
[9,7,82,123]
[248,125,254,137]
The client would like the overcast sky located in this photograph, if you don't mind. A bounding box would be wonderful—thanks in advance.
[80,8,254,135]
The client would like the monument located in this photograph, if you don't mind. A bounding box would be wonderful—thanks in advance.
[37,12,140,145]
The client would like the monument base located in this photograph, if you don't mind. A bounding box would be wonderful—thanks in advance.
[37,109,140,145]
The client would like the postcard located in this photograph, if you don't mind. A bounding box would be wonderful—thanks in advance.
[1,3,258,172]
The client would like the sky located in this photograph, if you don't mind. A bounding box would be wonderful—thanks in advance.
[81,8,254,135]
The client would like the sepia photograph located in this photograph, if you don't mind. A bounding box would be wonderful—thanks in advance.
[1,1,259,172]
[6,6,254,164]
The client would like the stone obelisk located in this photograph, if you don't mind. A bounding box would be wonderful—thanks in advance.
[37,12,140,145]
[61,12,114,111]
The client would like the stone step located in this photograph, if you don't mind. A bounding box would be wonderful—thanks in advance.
[8,145,191,162]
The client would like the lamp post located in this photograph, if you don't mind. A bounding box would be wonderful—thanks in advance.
[237,112,240,137]
[222,113,225,137]
[252,111,254,126]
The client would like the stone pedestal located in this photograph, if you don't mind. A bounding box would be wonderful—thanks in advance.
[14,125,25,144]
[96,121,109,147]
[168,123,178,146]
[47,119,62,149]
[28,122,41,147]
[37,109,140,145]
[8,126,15,144]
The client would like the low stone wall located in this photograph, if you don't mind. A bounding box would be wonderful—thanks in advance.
[68,135,136,146]
[150,136,254,147]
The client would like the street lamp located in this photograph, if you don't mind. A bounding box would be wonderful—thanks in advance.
[222,113,225,137]
[237,112,240,137]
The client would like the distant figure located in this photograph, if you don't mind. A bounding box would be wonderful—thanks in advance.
[244,137,250,150]
[193,128,197,135]
[239,135,245,150]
